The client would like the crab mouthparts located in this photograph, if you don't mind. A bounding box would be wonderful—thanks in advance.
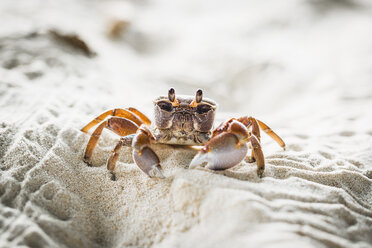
[173,112,194,132]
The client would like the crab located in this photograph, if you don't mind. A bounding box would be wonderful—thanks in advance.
[81,88,285,180]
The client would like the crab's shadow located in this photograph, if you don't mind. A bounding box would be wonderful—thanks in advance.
[193,164,263,183]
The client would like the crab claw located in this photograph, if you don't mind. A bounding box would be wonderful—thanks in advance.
[132,147,164,178]
[190,132,248,170]
[132,125,165,179]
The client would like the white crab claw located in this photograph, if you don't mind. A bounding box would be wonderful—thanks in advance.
[133,147,165,178]
[189,152,208,169]
[190,133,248,170]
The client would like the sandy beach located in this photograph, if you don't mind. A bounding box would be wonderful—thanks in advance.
[0,0,372,247]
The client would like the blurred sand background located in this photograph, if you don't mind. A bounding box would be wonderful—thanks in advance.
[0,0,372,247]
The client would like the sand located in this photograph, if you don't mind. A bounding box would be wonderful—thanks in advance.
[0,0,372,247]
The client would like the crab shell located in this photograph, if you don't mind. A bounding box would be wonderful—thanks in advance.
[152,95,218,145]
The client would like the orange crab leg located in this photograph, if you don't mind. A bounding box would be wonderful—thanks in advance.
[250,134,265,177]
[238,116,285,150]
[251,118,261,141]
[106,135,135,180]
[127,107,151,126]
[83,117,139,165]
[107,139,124,172]
[83,121,106,165]
[81,108,145,133]
[247,117,261,162]
[256,119,285,150]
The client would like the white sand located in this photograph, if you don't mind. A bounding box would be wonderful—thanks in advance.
[0,0,372,247]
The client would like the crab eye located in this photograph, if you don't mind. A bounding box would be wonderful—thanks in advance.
[157,101,173,112]
[196,104,212,114]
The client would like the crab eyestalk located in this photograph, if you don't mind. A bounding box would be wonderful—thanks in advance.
[168,88,179,106]
[190,89,203,107]
[168,88,175,102]
[196,89,203,103]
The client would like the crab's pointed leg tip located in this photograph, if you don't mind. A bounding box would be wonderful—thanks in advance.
[83,156,92,167]
[257,169,264,178]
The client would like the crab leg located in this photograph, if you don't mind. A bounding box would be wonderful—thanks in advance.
[256,119,285,150]
[132,125,164,178]
[250,134,265,177]
[83,121,106,165]
[127,107,151,125]
[238,116,285,150]
[83,117,139,165]
[106,134,135,180]
[249,117,261,162]
[81,108,150,133]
